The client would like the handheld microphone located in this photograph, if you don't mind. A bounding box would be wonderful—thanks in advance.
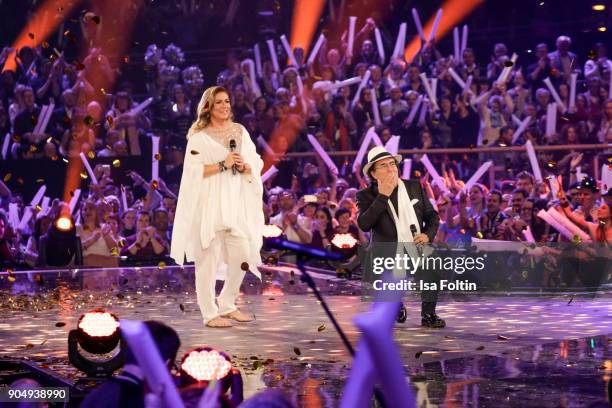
[229,139,237,175]
[410,224,423,256]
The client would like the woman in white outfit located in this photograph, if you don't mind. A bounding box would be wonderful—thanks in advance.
[171,86,264,328]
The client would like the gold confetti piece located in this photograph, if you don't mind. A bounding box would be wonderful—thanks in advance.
[80,172,88,179]
[63,157,69,163]
[571,235,582,244]
[8,275,16,282]
[317,324,326,332]
[12,134,21,142]
[293,347,301,356]
[476,231,483,239]
[112,159,121,168]
[158,261,166,269]
[41,41,49,48]
[35,205,42,211]
[151,180,159,190]
[414,170,421,177]
[252,360,263,370]
[118,239,126,248]
[3,173,11,182]
[36,178,44,183]
[547,160,557,168]
[29,145,38,152]
[521,271,529,279]
[110,247,119,256]
[87,151,95,160]
[154,153,161,161]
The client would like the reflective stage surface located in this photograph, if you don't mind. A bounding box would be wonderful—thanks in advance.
[1,265,611,407]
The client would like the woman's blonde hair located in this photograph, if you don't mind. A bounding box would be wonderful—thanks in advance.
[186,86,233,139]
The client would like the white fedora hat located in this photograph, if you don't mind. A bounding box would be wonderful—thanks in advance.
[362,146,402,177]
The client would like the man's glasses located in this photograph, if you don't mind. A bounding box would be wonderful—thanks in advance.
[374,161,397,170]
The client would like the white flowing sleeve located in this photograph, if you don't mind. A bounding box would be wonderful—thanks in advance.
[240,125,265,276]
[170,134,205,265]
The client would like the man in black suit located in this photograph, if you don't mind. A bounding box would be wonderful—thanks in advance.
[356,146,444,328]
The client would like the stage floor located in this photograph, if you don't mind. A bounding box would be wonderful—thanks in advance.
[1,265,611,407]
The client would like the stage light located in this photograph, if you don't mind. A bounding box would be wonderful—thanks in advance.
[55,216,73,232]
[68,310,124,376]
[331,233,358,249]
[77,310,121,354]
[263,224,284,238]
[592,4,606,11]
[179,347,233,391]
[37,213,82,266]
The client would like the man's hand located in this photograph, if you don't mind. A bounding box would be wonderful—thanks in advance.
[377,173,398,196]
[413,233,429,244]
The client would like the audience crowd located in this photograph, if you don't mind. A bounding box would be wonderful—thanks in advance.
[0,17,610,277]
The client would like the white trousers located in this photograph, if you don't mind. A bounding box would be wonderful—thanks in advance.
[194,230,250,323]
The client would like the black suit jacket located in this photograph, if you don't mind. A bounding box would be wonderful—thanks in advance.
[356,179,439,243]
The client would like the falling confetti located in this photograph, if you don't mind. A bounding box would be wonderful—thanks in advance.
[415,351,423,359]
[154,153,161,161]
[497,335,509,340]
[158,262,166,270]
[293,347,301,356]
[55,322,66,327]
[3,174,11,182]
[80,172,88,179]
[151,180,159,190]
[190,150,200,155]
[110,247,119,256]
[41,41,49,49]
[112,159,121,168]
[317,324,326,332]
[179,304,185,312]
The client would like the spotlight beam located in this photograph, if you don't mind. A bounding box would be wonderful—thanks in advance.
[403,0,485,63]
[2,0,83,72]
[290,0,326,55]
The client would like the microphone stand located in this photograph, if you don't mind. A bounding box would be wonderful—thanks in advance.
[266,238,387,407]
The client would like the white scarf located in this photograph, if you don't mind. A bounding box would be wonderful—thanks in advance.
[387,180,421,241]
[387,181,422,278]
